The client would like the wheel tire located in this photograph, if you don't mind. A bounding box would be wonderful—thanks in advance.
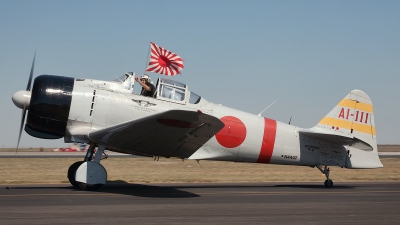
[68,161,84,189]
[78,183,104,191]
[324,179,333,188]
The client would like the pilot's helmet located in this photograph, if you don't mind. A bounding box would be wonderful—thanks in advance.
[140,74,151,84]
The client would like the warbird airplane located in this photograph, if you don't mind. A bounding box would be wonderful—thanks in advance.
[12,50,382,191]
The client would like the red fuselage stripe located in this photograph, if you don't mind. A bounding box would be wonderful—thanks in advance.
[257,118,277,163]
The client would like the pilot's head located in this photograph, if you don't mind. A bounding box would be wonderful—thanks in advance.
[140,74,151,84]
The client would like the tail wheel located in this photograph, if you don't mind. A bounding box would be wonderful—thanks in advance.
[324,179,333,188]
[316,165,333,188]
[67,161,84,189]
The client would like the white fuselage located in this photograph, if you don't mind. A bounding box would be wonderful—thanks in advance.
[65,78,372,169]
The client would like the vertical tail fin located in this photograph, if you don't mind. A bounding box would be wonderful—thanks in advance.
[315,90,377,152]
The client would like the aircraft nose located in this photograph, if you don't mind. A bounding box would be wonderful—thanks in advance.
[12,90,31,109]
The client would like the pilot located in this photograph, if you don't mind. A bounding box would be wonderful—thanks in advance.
[135,74,156,97]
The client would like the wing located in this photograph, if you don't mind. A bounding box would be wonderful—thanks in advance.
[299,128,373,151]
[88,110,225,158]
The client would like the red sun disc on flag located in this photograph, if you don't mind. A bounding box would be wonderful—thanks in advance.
[145,42,184,76]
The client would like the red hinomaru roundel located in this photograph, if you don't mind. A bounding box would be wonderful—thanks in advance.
[215,116,247,148]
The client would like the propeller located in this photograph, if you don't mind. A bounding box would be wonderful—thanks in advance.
[27,52,35,91]
[12,52,36,154]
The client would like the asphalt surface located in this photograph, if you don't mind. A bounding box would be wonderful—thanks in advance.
[0,182,399,225]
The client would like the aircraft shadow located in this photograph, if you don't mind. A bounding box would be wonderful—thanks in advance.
[91,180,200,198]
[147,182,357,190]
[6,181,199,198]
[5,182,356,197]
[272,184,356,189]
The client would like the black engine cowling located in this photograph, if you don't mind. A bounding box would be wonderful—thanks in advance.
[25,75,75,139]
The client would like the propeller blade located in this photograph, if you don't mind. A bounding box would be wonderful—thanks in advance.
[16,51,36,155]
[16,105,27,156]
[26,51,36,91]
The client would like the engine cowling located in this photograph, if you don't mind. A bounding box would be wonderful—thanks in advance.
[25,75,75,139]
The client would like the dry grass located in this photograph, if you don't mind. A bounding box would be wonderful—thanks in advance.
[0,158,399,184]
[377,145,400,152]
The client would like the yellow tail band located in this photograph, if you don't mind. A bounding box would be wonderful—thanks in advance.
[338,99,374,113]
[319,117,376,135]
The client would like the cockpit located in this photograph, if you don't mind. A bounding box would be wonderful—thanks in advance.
[155,78,201,104]
[89,72,202,105]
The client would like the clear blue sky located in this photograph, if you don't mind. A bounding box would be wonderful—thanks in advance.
[1,0,399,147]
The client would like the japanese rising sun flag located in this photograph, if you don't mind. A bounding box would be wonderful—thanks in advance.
[145,42,184,76]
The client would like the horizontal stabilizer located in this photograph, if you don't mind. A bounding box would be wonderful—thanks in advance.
[299,128,373,151]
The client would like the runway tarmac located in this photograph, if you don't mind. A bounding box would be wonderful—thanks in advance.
[0,182,399,224]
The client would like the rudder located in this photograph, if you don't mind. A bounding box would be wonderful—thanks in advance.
[315,90,377,152]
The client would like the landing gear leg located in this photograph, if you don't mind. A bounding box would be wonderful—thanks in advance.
[67,144,107,191]
[84,143,96,162]
[316,165,333,188]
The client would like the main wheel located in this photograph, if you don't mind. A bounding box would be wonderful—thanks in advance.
[75,161,107,191]
[68,161,84,189]
[324,179,333,188]
[78,183,104,191]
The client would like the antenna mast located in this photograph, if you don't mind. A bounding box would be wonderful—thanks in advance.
[257,100,277,116]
